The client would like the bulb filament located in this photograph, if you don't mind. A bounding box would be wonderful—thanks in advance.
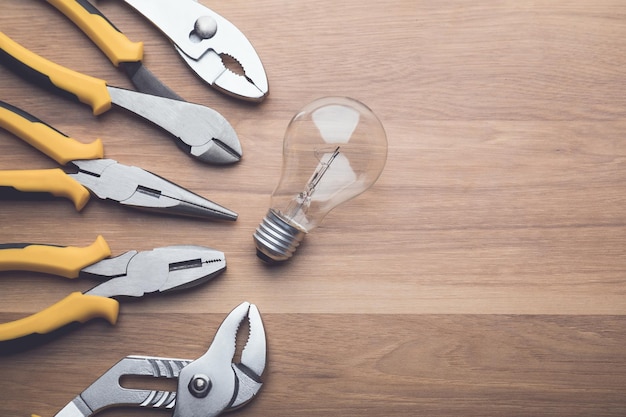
[284,146,341,221]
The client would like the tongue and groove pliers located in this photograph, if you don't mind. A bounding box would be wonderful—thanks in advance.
[0,101,238,220]
[31,301,266,417]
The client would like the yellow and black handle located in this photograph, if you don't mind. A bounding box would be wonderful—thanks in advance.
[0,32,112,115]
[0,236,119,342]
[0,101,103,164]
[0,101,105,210]
[0,292,119,342]
[46,0,144,66]
[0,168,90,210]
[0,235,111,277]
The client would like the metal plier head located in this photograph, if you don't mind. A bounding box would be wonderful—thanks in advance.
[175,302,266,417]
[123,0,268,102]
[70,159,238,221]
[82,245,227,298]
[42,302,266,417]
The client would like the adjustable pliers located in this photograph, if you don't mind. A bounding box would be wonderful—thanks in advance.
[44,0,268,102]
[32,302,266,417]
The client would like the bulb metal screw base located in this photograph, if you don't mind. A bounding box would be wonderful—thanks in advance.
[254,209,306,263]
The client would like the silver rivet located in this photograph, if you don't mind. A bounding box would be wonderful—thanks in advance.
[188,374,211,398]
[194,16,217,39]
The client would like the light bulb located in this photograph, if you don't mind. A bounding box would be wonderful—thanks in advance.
[253,97,388,263]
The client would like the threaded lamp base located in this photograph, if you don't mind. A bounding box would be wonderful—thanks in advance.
[253,209,306,263]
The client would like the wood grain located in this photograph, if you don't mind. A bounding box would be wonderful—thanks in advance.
[1,0,626,415]
[2,313,625,416]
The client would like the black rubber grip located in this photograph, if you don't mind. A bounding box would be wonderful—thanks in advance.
[0,49,81,104]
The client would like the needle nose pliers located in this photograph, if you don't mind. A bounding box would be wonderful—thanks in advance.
[0,101,238,220]
[0,235,226,343]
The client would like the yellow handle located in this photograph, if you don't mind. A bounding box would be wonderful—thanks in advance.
[46,0,144,66]
[0,168,91,210]
[0,292,119,341]
[0,101,103,165]
[0,32,111,115]
[0,235,111,277]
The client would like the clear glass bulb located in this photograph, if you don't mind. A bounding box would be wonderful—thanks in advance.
[254,97,388,263]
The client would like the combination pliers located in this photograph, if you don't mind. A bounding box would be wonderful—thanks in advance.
[0,235,226,344]
[0,101,237,220]
[32,302,266,417]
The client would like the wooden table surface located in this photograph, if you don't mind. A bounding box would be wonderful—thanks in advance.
[2,1,626,416]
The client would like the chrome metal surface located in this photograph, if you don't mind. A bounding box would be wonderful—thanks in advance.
[107,86,241,164]
[53,356,191,417]
[54,400,89,417]
[122,0,268,101]
[174,302,266,417]
[70,159,237,220]
[50,303,265,417]
[82,246,226,298]
[254,209,307,263]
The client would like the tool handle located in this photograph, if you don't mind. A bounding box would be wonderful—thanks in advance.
[0,168,91,210]
[0,292,119,342]
[46,0,144,66]
[0,32,111,115]
[0,235,111,278]
[0,101,104,165]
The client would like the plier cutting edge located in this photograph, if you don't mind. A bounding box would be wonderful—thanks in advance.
[31,302,266,417]
[0,101,238,221]
[0,32,242,165]
[0,235,226,344]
